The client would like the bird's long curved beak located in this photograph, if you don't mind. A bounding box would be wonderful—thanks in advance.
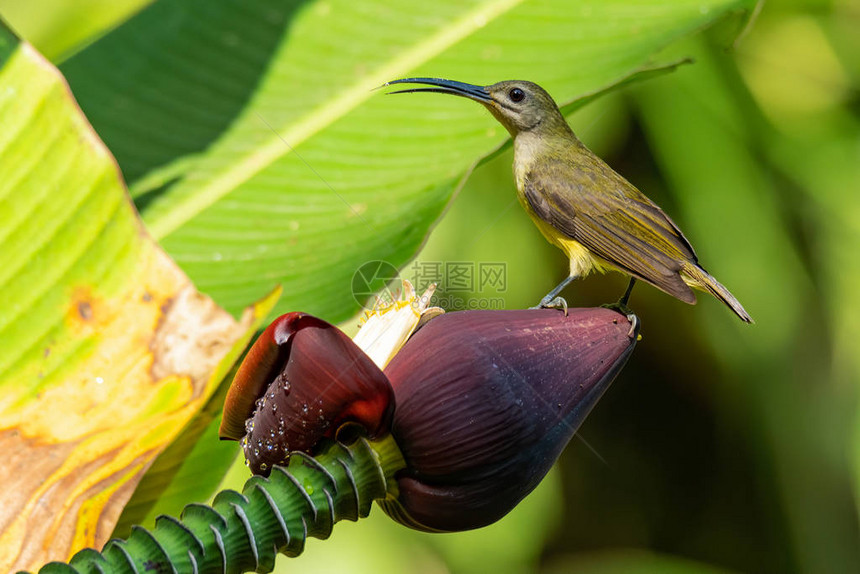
[384,77,491,102]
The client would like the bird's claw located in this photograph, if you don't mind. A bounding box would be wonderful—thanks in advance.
[530,296,569,316]
[625,313,640,338]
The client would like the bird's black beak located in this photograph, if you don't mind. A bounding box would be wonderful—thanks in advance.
[384,78,492,103]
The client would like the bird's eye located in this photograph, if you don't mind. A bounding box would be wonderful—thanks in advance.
[509,88,525,103]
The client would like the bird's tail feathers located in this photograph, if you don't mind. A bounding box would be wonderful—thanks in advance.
[682,263,753,324]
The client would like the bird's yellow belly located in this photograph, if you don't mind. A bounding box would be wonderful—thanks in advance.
[527,213,609,279]
[560,236,609,278]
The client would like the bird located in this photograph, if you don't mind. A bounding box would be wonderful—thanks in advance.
[385,78,752,323]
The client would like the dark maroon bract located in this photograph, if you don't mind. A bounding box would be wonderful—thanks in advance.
[219,312,394,475]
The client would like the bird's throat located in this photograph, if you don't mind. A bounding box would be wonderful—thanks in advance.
[512,131,544,184]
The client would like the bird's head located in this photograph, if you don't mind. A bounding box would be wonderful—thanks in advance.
[385,78,569,137]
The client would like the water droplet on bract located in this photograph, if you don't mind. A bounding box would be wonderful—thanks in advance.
[244,459,250,466]
[260,462,267,471]
[254,448,260,456]
[268,391,275,399]
[301,403,309,414]
[257,438,263,447]
[245,418,254,433]
[275,373,290,392]
[272,403,277,412]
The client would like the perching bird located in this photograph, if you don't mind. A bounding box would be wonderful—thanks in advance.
[385,78,752,323]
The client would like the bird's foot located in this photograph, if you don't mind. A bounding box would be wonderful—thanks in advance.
[530,296,569,316]
[601,302,641,338]
[600,300,634,317]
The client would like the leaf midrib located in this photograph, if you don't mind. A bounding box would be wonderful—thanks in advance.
[145,0,526,241]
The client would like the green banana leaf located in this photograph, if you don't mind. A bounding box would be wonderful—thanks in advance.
[0,21,278,571]
[0,0,151,62]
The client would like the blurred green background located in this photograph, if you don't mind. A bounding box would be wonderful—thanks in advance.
[4,0,858,572]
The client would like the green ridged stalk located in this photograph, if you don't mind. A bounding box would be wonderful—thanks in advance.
[32,435,405,574]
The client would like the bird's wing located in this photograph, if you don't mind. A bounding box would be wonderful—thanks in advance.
[523,155,697,303]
